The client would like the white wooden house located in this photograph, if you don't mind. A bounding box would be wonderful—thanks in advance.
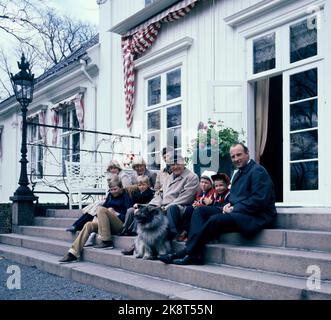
[100,0,331,206]
[0,35,103,203]
[0,0,330,208]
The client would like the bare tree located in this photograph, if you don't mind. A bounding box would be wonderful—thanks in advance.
[0,49,12,97]
[0,0,43,42]
[0,0,97,101]
[34,9,97,67]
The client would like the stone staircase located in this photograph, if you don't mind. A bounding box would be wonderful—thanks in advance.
[1,207,331,300]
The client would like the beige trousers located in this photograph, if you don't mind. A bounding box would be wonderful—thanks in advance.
[69,207,123,258]
[97,207,124,241]
[69,220,98,258]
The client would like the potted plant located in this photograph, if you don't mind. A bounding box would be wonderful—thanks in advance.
[187,119,245,177]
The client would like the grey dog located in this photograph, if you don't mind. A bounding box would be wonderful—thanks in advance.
[134,205,171,260]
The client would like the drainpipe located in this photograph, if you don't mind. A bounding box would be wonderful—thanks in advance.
[80,59,98,163]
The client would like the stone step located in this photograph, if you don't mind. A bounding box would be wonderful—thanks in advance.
[45,209,82,218]
[17,222,331,254]
[219,229,331,253]
[2,232,331,283]
[81,248,331,300]
[0,233,133,256]
[0,243,242,300]
[45,207,331,231]
[206,244,331,280]
[0,233,72,256]
[275,207,331,231]
[34,217,77,228]
[1,239,329,300]
[17,226,77,242]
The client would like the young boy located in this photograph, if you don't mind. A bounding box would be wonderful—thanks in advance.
[211,173,230,208]
[177,171,216,241]
[59,178,132,263]
[120,175,155,236]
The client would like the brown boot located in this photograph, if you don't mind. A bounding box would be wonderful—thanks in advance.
[59,252,78,263]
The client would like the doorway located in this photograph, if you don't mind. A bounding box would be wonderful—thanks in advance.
[258,75,283,202]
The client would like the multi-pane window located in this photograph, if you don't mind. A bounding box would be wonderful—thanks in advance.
[288,18,319,190]
[253,32,276,74]
[250,14,321,192]
[290,18,317,63]
[60,108,80,175]
[29,117,43,179]
[251,15,319,75]
[146,68,182,170]
[148,76,161,106]
[290,68,318,190]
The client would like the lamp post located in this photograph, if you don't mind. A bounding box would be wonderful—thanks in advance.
[10,53,38,227]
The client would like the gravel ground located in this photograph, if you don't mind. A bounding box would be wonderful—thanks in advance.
[0,256,128,300]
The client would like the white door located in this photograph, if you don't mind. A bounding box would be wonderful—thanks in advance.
[282,62,325,205]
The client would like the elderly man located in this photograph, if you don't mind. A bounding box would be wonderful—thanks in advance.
[149,153,200,240]
[159,143,277,265]
[154,146,174,191]
[121,152,199,256]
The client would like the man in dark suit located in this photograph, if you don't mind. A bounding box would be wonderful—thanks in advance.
[159,142,277,265]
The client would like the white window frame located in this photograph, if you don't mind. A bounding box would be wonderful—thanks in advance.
[59,106,80,175]
[242,5,326,205]
[135,37,191,170]
[145,67,183,170]
[283,61,325,204]
[247,12,324,81]
[28,116,44,180]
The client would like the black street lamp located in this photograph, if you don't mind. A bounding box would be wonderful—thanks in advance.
[10,53,38,227]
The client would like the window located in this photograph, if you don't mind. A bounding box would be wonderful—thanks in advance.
[60,108,80,175]
[146,68,182,170]
[249,14,320,78]
[29,117,43,179]
[289,68,318,190]
[148,76,161,106]
[253,32,276,74]
[290,18,317,63]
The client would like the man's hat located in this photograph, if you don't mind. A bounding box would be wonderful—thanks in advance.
[131,156,146,168]
[200,170,216,184]
[166,152,185,165]
[211,172,230,184]
[107,159,122,170]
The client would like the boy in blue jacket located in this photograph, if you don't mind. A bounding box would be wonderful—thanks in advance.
[59,178,132,263]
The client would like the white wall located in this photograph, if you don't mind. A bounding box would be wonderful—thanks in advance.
[107,0,265,157]
[106,0,331,205]
[0,110,20,203]
[0,55,100,203]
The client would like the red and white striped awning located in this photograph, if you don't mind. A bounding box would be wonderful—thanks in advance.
[27,108,48,144]
[124,0,199,37]
[51,93,85,145]
[51,93,82,112]
[122,0,199,130]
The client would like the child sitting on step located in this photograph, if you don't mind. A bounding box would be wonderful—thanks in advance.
[59,177,132,263]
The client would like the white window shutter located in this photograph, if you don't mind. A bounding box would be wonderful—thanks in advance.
[207,81,244,133]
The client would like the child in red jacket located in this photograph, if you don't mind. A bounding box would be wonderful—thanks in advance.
[177,171,216,241]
